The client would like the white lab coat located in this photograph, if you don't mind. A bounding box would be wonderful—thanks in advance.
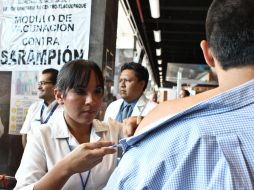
[20,100,63,134]
[103,94,157,122]
[15,111,121,190]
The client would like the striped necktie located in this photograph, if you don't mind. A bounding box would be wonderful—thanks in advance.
[122,104,131,120]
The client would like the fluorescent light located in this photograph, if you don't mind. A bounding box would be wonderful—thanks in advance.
[149,0,160,18]
[153,30,161,42]
[158,67,162,71]
[158,59,162,65]
[156,48,161,56]
[159,72,162,75]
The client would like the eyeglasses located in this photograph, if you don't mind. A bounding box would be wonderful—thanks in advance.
[38,81,54,86]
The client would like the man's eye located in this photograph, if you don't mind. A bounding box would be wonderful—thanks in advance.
[119,79,130,83]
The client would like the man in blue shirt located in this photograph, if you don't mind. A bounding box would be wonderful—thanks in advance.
[105,0,254,189]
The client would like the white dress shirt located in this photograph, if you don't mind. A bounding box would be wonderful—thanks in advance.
[15,110,121,190]
[103,94,157,122]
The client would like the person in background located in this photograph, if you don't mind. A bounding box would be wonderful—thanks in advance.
[20,68,61,148]
[103,62,157,123]
[150,90,158,103]
[0,115,4,138]
[15,59,135,190]
[105,0,254,189]
[179,89,190,98]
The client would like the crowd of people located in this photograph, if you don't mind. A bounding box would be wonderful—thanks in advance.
[11,0,254,189]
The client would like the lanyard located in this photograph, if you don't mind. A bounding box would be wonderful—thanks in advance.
[65,139,91,190]
[39,103,58,124]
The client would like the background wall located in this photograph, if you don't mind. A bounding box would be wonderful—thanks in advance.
[0,72,23,176]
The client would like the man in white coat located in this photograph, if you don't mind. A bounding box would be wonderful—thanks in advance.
[104,62,157,123]
[20,68,62,148]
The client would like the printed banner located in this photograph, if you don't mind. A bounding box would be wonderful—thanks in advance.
[0,0,91,71]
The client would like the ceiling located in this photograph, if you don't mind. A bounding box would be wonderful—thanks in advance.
[121,0,217,88]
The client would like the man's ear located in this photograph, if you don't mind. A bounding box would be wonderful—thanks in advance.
[54,89,64,105]
[139,80,146,89]
[200,40,215,68]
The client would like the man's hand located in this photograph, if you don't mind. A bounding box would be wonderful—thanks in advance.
[122,116,143,137]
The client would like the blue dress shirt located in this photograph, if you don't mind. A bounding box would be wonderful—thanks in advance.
[115,101,137,122]
[104,79,254,190]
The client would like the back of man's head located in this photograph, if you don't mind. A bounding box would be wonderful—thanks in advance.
[42,68,58,85]
[120,62,149,91]
[206,0,254,70]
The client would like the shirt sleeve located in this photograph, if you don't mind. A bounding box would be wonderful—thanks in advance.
[103,106,110,123]
[20,103,37,134]
[15,127,47,189]
[103,104,116,123]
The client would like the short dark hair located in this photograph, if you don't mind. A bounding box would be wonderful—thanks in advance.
[206,0,254,70]
[42,68,58,85]
[182,89,190,97]
[56,59,104,97]
[120,62,149,91]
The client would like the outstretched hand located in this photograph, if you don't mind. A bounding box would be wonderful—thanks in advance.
[34,141,117,190]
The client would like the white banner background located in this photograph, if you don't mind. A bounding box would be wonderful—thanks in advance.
[0,0,92,134]
[0,0,91,71]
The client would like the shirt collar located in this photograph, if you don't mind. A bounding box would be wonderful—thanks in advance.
[43,100,58,109]
[120,79,254,151]
[123,100,137,108]
[121,99,138,111]
[51,112,109,140]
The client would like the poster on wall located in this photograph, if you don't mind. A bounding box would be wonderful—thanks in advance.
[0,0,91,71]
[9,71,39,135]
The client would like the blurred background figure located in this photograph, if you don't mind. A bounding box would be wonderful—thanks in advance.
[0,116,4,138]
[179,89,190,98]
[20,68,61,148]
[151,90,158,103]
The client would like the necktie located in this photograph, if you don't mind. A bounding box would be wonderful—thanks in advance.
[122,104,131,120]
